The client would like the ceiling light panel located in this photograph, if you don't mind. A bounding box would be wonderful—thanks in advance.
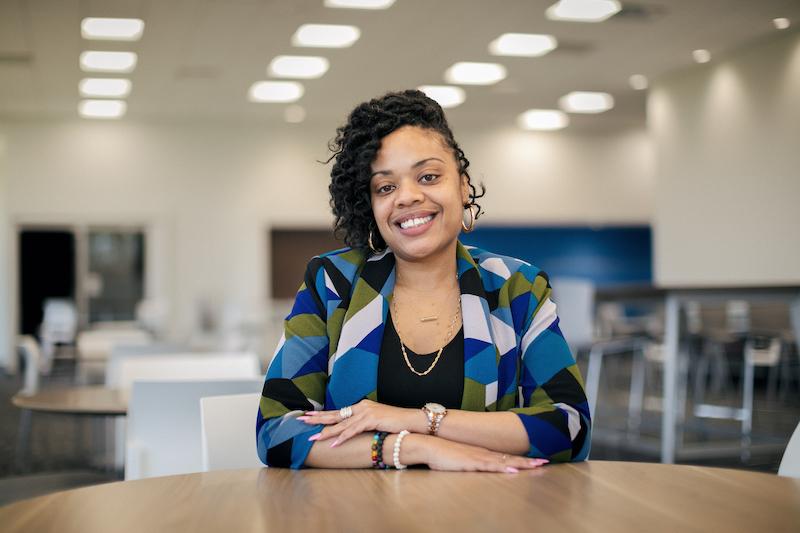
[324,0,395,9]
[628,74,648,90]
[80,51,138,73]
[284,105,307,123]
[489,33,557,57]
[692,49,711,63]
[559,91,614,113]
[269,56,330,79]
[248,81,305,103]
[418,85,466,108]
[546,0,621,23]
[291,24,361,48]
[81,17,145,41]
[773,18,790,30]
[78,99,127,119]
[518,109,569,131]
[79,78,132,98]
[444,62,507,85]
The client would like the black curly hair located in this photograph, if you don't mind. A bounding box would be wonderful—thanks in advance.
[326,89,485,251]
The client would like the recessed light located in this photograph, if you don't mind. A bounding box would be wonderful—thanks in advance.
[268,56,329,79]
[773,18,790,30]
[546,0,621,23]
[81,17,144,41]
[489,33,558,57]
[248,81,304,103]
[79,78,132,98]
[78,99,127,119]
[418,85,466,108]
[559,91,614,113]
[444,62,507,85]
[324,0,395,9]
[80,51,138,73]
[291,24,361,48]
[628,74,648,91]
[692,49,711,63]
[284,105,307,123]
[518,109,569,131]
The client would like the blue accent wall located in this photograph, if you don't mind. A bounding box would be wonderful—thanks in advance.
[461,226,652,287]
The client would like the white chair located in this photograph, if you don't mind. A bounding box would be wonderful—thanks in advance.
[103,344,192,386]
[125,379,263,480]
[113,353,261,390]
[778,422,800,478]
[200,393,264,471]
[16,335,42,395]
[76,328,153,384]
[39,298,78,372]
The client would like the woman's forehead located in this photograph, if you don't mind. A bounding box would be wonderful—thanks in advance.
[371,126,451,169]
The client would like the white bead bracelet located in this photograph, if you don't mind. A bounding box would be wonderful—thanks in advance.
[393,430,410,470]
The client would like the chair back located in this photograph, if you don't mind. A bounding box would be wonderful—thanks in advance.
[40,299,78,343]
[77,328,152,361]
[550,277,595,352]
[125,379,263,480]
[113,352,261,390]
[200,393,264,471]
[17,335,42,395]
[778,421,800,478]
[104,343,192,385]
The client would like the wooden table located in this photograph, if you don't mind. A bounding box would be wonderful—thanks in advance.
[1,461,798,533]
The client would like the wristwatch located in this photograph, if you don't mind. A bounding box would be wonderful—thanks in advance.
[422,403,447,435]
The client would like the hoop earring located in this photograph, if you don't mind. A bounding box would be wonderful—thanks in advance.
[368,229,381,253]
[461,204,476,233]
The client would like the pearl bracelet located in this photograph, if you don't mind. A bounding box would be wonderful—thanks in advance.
[393,430,410,470]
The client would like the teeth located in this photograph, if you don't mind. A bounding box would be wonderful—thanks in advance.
[400,215,433,229]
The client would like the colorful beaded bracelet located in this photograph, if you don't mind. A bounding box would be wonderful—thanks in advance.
[371,431,390,469]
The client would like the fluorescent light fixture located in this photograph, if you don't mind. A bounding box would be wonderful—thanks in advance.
[546,0,621,22]
[79,78,131,98]
[284,105,307,123]
[291,24,361,48]
[518,109,569,131]
[80,51,137,73]
[78,99,127,119]
[558,91,614,113]
[444,62,507,85]
[628,74,648,90]
[692,49,711,63]
[489,33,557,57]
[248,81,304,103]
[324,0,395,9]
[269,55,329,79]
[418,85,466,108]
[81,17,144,41]
[773,18,790,30]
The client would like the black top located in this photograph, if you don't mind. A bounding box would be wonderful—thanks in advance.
[377,313,464,409]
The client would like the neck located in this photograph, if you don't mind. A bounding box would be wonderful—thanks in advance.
[393,240,459,293]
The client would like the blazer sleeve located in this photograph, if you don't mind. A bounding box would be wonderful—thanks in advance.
[256,257,329,468]
[509,267,592,462]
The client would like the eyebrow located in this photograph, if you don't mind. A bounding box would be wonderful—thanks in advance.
[370,157,445,178]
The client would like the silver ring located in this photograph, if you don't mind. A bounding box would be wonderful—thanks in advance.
[339,406,353,420]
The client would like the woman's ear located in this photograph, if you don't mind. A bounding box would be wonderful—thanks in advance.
[461,174,470,206]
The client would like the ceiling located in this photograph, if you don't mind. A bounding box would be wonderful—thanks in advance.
[1,0,798,131]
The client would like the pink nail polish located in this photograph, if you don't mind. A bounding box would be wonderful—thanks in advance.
[505,466,519,474]
[308,434,321,441]
[329,440,339,448]
[306,411,318,415]
[297,416,309,421]
[535,459,550,464]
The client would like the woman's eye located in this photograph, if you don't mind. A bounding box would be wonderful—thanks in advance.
[420,174,439,183]
[377,184,395,194]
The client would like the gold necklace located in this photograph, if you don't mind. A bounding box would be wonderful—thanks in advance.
[391,292,460,377]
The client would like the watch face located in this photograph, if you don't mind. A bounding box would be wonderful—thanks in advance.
[425,403,446,414]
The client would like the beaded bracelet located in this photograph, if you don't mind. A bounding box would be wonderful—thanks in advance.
[371,431,390,469]
[393,430,410,470]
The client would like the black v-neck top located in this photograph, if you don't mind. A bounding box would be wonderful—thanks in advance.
[376,313,465,409]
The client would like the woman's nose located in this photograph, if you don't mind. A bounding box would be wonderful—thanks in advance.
[394,179,424,207]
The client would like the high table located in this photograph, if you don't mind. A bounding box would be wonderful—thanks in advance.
[1,461,798,533]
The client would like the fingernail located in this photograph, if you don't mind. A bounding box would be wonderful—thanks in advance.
[505,466,519,474]
[297,416,310,421]
[306,411,318,415]
[308,434,321,441]
[329,440,340,448]
[535,459,549,464]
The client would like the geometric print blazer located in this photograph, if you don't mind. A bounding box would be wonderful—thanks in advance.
[256,241,591,468]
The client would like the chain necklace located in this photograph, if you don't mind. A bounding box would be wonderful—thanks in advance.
[391,292,461,377]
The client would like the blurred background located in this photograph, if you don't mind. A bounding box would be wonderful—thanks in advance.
[1,0,799,503]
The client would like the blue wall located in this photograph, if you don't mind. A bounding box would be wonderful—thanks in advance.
[460,225,652,287]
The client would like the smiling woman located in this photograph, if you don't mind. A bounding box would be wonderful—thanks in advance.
[256,90,591,472]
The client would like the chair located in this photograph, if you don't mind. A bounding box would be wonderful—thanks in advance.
[16,335,42,395]
[103,343,192,386]
[76,328,153,384]
[200,393,265,471]
[778,422,800,478]
[125,380,263,480]
[39,298,78,372]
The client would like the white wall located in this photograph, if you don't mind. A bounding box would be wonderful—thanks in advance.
[0,117,653,369]
[651,30,800,287]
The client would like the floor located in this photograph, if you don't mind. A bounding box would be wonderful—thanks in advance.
[1,347,798,507]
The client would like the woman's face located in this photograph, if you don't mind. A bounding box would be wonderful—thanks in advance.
[369,125,469,262]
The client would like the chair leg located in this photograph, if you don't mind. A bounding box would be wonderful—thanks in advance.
[585,345,604,424]
[627,348,646,435]
[741,352,755,463]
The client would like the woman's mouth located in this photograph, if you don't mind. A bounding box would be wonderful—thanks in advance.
[396,213,436,235]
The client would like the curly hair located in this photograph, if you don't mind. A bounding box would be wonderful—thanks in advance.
[326,89,485,251]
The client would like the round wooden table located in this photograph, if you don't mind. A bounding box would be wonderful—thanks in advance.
[12,386,127,416]
[1,461,798,532]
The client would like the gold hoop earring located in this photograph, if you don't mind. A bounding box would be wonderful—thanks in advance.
[368,229,381,253]
[461,204,476,233]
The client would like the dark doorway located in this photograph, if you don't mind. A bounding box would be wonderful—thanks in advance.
[270,229,343,299]
[19,230,76,336]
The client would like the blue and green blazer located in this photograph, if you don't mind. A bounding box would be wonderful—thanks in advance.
[257,241,591,468]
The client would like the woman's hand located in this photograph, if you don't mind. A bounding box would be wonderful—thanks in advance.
[413,435,548,473]
[298,399,420,447]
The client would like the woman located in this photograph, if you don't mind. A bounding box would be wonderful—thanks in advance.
[256,90,591,472]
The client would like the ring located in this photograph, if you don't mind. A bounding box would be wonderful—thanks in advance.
[339,406,353,420]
